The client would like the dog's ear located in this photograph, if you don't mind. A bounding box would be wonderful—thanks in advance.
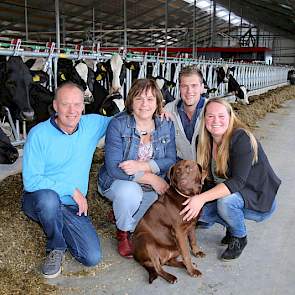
[167,164,177,187]
[197,163,207,185]
[167,164,175,181]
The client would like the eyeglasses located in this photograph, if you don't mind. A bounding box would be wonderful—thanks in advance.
[134,96,156,103]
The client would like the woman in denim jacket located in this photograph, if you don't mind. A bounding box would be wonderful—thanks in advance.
[98,79,176,258]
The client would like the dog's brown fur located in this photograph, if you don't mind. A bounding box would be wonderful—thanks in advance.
[132,160,206,284]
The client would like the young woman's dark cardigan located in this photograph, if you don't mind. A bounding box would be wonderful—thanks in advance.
[202,129,281,213]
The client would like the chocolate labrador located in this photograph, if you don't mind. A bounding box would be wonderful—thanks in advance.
[132,160,206,284]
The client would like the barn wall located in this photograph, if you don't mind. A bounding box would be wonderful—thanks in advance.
[213,27,295,66]
[272,38,295,66]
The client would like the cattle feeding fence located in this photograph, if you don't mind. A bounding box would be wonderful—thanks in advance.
[123,53,290,99]
[0,39,293,147]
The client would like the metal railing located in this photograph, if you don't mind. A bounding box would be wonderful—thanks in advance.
[0,38,293,146]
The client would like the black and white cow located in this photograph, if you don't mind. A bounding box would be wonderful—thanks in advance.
[85,54,125,115]
[288,70,295,85]
[26,58,93,115]
[0,127,19,164]
[97,92,125,117]
[202,78,217,98]
[155,77,176,104]
[0,56,35,121]
[216,65,249,105]
[115,58,177,104]
[226,67,249,105]
[25,55,125,119]
[95,53,125,96]
[21,59,55,130]
[216,65,231,87]
[29,83,54,125]
[57,58,95,103]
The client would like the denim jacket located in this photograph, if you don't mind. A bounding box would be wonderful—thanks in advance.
[99,111,176,191]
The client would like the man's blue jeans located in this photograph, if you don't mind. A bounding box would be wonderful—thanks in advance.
[199,192,277,238]
[21,189,101,266]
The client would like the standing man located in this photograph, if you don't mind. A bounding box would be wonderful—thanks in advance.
[22,82,112,278]
[164,65,206,160]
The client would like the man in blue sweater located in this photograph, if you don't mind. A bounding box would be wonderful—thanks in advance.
[22,82,112,278]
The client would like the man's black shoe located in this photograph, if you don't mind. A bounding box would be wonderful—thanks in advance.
[221,236,247,261]
[221,229,232,245]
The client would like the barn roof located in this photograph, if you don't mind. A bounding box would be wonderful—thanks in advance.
[0,0,294,49]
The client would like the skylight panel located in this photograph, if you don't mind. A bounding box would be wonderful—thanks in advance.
[196,0,210,9]
[183,0,250,26]
[216,10,228,18]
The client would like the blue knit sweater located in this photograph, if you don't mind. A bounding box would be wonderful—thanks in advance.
[22,114,111,205]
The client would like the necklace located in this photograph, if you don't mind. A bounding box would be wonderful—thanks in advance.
[136,120,155,136]
[138,128,155,136]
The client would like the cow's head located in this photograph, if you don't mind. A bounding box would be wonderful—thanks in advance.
[57,59,95,104]
[109,54,124,96]
[235,85,249,105]
[216,65,236,87]
[155,76,176,104]
[95,62,108,83]
[94,54,125,97]
[30,70,49,85]
[2,57,35,121]
[202,86,217,98]
[74,61,94,103]
[125,61,140,81]
[216,66,227,86]
[287,70,295,80]
[99,92,124,117]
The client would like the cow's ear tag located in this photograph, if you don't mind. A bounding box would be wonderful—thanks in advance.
[96,74,102,81]
[33,75,40,82]
[102,108,107,115]
[101,65,106,72]
[61,73,66,81]
[130,64,135,70]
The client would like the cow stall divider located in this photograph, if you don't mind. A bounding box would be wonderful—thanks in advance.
[0,39,293,147]
[123,53,290,99]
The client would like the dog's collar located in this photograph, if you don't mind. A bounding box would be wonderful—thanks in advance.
[173,186,193,198]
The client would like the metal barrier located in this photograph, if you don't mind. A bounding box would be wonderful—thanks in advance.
[0,38,293,147]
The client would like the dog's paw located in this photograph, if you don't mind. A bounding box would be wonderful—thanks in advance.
[192,250,206,258]
[189,267,202,277]
[167,275,178,284]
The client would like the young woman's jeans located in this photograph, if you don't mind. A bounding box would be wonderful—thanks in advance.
[100,180,158,232]
[199,192,277,238]
[21,189,101,266]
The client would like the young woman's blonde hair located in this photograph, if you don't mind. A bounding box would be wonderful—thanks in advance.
[197,97,258,179]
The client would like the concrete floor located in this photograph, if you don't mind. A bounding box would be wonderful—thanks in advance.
[1,99,295,295]
[50,99,295,295]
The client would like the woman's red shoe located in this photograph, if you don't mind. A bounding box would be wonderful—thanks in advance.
[116,230,133,258]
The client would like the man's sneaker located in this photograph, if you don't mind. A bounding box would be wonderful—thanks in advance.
[42,250,64,278]
[221,229,232,245]
[221,236,247,261]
